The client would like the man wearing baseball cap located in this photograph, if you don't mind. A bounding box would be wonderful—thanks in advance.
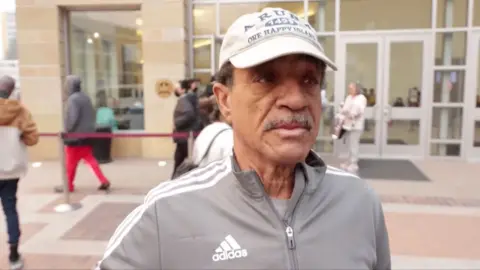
[97,7,390,270]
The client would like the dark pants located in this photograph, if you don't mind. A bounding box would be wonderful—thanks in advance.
[0,179,21,245]
[92,126,113,163]
[172,141,189,178]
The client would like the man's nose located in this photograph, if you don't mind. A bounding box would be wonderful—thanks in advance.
[276,80,309,111]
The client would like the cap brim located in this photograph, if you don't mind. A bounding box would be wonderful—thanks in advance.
[229,36,337,71]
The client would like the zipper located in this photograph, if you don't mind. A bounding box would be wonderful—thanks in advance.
[285,226,296,249]
[264,193,304,270]
[283,195,302,270]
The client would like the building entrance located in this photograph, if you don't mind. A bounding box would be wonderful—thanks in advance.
[335,33,433,159]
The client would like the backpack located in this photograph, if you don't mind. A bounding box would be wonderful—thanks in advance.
[172,128,230,179]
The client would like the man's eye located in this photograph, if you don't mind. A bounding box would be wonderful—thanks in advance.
[253,74,275,84]
[303,77,319,86]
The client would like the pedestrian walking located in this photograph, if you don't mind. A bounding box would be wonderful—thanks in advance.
[55,75,111,193]
[0,75,39,270]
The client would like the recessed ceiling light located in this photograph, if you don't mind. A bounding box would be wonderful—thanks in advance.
[136,18,143,26]
[193,9,204,17]
[93,32,100,38]
[87,38,93,44]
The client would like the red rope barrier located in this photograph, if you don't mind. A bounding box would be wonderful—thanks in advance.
[38,132,199,139]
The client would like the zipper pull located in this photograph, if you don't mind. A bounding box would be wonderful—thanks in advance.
[285,226,296,249]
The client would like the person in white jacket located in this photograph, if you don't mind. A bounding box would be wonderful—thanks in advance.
[340,82,367,174]
[192,106,233,168]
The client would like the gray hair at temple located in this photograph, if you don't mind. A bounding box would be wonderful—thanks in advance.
[0,75,16,99]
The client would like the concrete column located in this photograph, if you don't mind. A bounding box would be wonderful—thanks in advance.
[16,2,65,160]
[141,0,187,159]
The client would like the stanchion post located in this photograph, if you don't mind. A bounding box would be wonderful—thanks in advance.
[187,131,194,159]
[53,132,82,213]
[61,132,70,204]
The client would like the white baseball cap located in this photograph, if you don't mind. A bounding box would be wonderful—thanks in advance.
[219,7,337,71]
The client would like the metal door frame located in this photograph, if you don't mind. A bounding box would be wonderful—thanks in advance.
[382,34,433,158]
[465,31,480,162]
[336,35,383,158]
[191,34,217,82]
[335,32,433,159]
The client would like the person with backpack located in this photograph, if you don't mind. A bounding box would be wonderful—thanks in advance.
[171,80,203,178]
[191,105,233,168]
[171,105,233,179]
[0,75,39,270]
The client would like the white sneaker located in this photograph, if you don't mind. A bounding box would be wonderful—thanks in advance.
[9,257,24,270]
[331,134,338,140]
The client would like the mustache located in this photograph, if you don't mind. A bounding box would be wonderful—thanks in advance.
[264,114,313,131]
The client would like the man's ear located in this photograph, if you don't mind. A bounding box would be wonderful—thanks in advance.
[213,82,232,122]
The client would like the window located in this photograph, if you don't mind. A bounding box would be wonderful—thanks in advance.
[340,0,431,31]
[219,2,305,35]
[69,11,144,130]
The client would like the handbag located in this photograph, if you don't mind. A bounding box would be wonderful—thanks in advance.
[172,128,230,179]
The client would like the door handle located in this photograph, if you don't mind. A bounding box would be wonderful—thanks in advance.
[383,105,392,123]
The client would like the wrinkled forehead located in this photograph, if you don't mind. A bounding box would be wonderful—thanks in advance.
[252,54,326,72]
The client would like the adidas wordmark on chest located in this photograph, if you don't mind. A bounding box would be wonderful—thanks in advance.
[212,235,248,262]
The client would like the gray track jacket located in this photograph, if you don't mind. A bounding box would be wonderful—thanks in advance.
[98,151,391,270]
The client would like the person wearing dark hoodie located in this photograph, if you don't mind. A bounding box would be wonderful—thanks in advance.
[171,80,203,177]
[0,75,38,270]
[57,75,110,193]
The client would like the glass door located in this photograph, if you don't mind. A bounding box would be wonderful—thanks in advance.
[465,31,480,161]
[336,36,383,157]
[336,33,431,158]
[382,34,432,158]
[193,35,216,85]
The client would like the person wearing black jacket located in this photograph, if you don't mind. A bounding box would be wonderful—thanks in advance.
[171,82,203,177]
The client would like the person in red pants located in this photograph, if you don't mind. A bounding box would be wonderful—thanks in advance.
[64,145,110,192]
[55,75,111,193]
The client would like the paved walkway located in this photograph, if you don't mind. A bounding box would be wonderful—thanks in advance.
[0,158,479,269]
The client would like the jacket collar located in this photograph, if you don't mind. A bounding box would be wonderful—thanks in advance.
[231,150,327,199]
